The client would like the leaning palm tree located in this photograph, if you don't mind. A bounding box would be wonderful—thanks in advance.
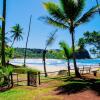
[24,15,32,67]
[10,24,23,46]
[41,0,100,77]
[43,29,57,77]
[59,41,72,76]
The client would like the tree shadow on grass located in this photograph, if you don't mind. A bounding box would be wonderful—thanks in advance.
[55,77,100,96]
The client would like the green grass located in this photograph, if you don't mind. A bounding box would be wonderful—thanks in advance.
[0,75,100,100]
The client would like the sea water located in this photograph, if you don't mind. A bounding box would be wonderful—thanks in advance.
[10,58,100,67]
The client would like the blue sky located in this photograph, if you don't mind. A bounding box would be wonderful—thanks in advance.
[0,0,100,50]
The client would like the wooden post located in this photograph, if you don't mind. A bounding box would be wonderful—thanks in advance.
[11,73,13,87]
[27,72,30,86]
[38,72,41,85]
[17,73,18,86]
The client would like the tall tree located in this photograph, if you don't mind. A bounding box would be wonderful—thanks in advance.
[24,15,32,67]
[1,0,7,66]
[43,29,57,77]
[41,0,99,77]
[10,24,23,47]
[59,41,72,76]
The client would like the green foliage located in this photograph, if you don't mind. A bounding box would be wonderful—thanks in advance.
[45,29,57,49]
[0,66,13,76]
[41,0,99,29]
[78,31,100,57]
[5,47,14,61]
[0,66,13,86]
[13,48,63,59]
[10,24,23,46]
[59,41,72,59]
[13,67,40,74]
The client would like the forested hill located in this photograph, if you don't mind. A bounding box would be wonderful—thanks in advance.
[13,48,91,59]
[13,48,62,59]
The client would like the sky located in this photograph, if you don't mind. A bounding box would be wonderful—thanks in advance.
[0,0,100,50]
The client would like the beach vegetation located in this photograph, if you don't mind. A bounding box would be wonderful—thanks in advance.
[10,24,23,47]
[78,31,100,58]
[41,0,100,77]
[43,29,57,77]
[0,65,13,86]
[13,67,40,74]
[24,15,32,67]
[59,41,72,76]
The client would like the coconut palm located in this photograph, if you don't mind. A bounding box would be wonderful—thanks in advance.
[1,0,6,66]
[41,0,100,77]
[59,41,72,76]
[24,15,32,67]
[10,24,23,46]
[43,29,57,77]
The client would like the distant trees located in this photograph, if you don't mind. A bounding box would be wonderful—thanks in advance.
[41,0,99,77]
[59,41,72,76]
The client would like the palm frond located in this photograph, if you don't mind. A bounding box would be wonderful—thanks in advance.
[43,2,67,22]
[59,0,85,21]
[75,5,100,27]
[59,41,71,58]
[46,29,57,49]
[40,16,68,29]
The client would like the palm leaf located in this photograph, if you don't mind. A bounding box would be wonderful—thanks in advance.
[75,5,100,27]
[59,41,72,58]
[45,29,57,49]
[59,0,85,21]
[43,2,67,22]
[40,16,68,29]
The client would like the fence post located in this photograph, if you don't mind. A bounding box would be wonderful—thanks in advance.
[38,72,41,85]
[27,72,30,86]
[11,73,13,87]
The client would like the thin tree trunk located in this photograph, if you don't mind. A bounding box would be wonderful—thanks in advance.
[71,31,81,78]
[11,39,15,47]
[67,59,70,76]
[24,15,32,67]
[43,50,47,77]
[1,0,6,66]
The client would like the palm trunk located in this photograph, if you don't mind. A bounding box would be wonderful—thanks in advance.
[71,30,81,78]
[67,59,70,76]
[24,15,32,67]
[43,50,48,77]
[11,39,15,47]
[1,0,6,66]
[96,0,100,15]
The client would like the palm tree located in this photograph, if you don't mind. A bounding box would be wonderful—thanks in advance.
[43,29,57,77]
[24,15,32,67]
[1,0,7,66]
[10,24,23,46]
[41,0,99,77]
[59,41,72,76]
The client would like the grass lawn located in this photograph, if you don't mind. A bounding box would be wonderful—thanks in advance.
[0,74,100,100]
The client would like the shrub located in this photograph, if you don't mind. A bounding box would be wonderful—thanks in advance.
[13,67,40,74]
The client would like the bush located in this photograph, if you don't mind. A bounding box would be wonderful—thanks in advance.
[0,66,13,87]
[13,67,40,74]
